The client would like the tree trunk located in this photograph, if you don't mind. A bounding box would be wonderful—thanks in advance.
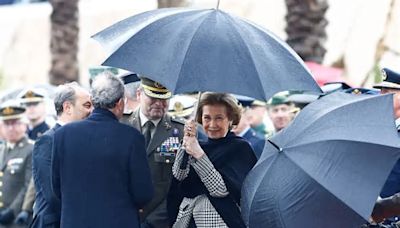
[49,0,79,85]
[158,0,189,8]
[285,0,328,63]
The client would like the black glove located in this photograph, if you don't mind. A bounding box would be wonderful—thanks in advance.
[14,210,30,225]
[0,208,14,225]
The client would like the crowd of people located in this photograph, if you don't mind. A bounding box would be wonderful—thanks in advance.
[0,67,398,228]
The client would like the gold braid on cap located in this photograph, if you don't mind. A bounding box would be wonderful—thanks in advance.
[2,107,14,115]
[141,84,169,93]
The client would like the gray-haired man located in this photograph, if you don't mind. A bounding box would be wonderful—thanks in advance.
[28,82,92,228]
[51,73,153,228]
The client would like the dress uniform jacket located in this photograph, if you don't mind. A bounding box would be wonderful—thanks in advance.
[242,128,265,159]
[0,136,33,226]
[29,124,61,228]
[28,121,50,141]
[121,110,184,228]
[52,108,153,228]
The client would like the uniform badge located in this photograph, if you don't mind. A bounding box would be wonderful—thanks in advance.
[382,69,387,81]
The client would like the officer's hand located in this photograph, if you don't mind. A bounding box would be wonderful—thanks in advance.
[0,208,15,225]
[14,210,29,225]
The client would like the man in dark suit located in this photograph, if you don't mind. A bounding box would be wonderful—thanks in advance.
[28,82,92,228]
[51,73,153,228]
[121,77,185,228]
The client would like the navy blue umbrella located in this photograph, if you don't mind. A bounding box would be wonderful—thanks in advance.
[242,92,400,228]
[92,7,321,101]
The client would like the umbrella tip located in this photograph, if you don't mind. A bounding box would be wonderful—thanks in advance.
[268,139,283,153]
[216,0,220,10]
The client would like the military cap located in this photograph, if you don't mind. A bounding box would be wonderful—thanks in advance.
[168,95,196,118]
[140,77,171,99]
[373,68,400,90]
[344,88,379,95]
[0,100,26,121]
[267,92,291,106]
[234,95,255,108]
[18,87,47,103]
[251,100,267,107]
[119,72,140,85]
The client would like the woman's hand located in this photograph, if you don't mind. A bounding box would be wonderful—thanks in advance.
[183,120,204,159]
[184,120,197,137]
[183,135,204,160]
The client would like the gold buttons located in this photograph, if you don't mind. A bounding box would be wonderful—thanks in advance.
[0,172,3,177]
[0,202,3,207]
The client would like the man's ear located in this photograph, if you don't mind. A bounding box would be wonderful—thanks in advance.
[63,101,72,115]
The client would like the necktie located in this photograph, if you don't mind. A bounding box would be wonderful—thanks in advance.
[143,121,154,148]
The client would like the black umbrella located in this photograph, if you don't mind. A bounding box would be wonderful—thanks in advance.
[241,92,400,228]
[92,7,321,101]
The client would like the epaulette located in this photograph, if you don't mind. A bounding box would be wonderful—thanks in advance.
[170,116,185,125]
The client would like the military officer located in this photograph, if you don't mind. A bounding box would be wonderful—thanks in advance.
[121,77,185,228]
[168,95,197,120]
[232,96,266,159]
[267,93,295,135]
[119,72,141,114]
[373,68,400,199]
[0,101,33,227]
[18,88,50,140]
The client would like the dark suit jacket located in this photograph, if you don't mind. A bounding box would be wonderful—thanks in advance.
[242,128,265,159]
[51,108,153,228]
[30,124,61,228]
[121,110,184,228]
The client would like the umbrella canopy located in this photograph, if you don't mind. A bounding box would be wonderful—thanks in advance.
[241,92,400,228]
[92,7,321,101]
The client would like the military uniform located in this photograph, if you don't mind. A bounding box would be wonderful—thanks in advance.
[121,77,185,228]
[0,137,33,214]
[27,121,50,141]
[121,110,184,227]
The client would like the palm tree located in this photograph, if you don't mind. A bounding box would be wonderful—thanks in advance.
[49,0,79,85]
[158,0,190,8]
[285,0,329,63]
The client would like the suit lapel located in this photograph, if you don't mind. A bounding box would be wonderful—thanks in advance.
[147,115,172,155]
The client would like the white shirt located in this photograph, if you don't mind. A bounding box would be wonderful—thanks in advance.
[396,118,400,130]
[139,109,161,137]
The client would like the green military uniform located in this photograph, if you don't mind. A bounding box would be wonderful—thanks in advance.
[121,110,184,227]
[121,77,185,228]
[0,101,33,228]
[0,137,33,228]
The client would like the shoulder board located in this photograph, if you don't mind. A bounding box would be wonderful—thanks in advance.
[170,116,185,125]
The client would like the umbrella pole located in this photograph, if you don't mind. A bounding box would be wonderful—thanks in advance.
[216,0,220,10]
